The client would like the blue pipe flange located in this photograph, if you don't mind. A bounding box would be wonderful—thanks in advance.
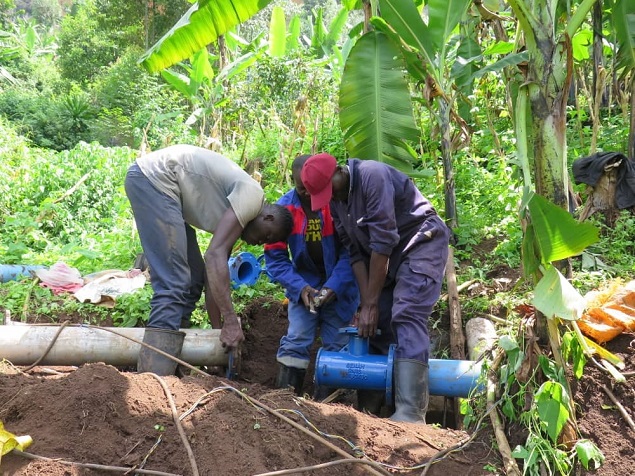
[314,327,396,406]
[228,252,262,288]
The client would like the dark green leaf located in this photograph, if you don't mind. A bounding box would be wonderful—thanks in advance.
[339,31,420,170]
[535,381,569,443]
[527,193,599,263]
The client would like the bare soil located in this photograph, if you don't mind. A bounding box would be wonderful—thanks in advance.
[1,250,633,475]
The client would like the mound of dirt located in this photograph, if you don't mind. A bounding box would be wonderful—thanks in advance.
[0,296,633,475]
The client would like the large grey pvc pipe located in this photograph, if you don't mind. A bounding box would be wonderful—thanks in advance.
[0,325,228,367]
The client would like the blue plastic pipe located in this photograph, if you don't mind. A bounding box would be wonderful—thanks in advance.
[428,358,483,398]
[2,255,266,287]
[314,328,483,399]
[0,265,46,283]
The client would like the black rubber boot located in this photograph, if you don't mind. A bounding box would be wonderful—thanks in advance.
[390,359,429,423]
[356,390,385,416]
[275,364,306,395]
[137,328,186,376]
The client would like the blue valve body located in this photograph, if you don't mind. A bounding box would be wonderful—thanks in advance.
[314,327,483,401]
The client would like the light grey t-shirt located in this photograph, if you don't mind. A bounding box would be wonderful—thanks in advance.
[136,144,264,232]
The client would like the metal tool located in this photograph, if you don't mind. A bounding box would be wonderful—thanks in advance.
[309,288,329,314]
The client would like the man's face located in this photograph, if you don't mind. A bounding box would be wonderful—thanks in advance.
[292,168,311,206]
[331,167,348,203]
[241,216,285,245]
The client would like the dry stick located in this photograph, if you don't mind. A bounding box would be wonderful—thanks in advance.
[600,384,635,432]
[439,279,478,302]
[446,247,466,431]
[484,313,509,325]
[487,381,520,476]
[486,351,521,476]
[21,321,71,372]
[148,373,200,476]
[446,248,465,360]
[253,458,392,476]
[11,450,182,476]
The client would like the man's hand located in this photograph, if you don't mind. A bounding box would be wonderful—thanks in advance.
[300,285,318,309]
[315,287,335,308]
[220,314,245,352]
[357,302,379,338]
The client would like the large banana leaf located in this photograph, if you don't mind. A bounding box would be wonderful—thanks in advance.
[378,0,434,69]
[339,30,420,171]
[379,0,470,77]
[613,0,635,77]
[268,6,286,57]
[532,265,585,321]
[427,0,471,55]
[525,193,599,265]
[139,0,272,73]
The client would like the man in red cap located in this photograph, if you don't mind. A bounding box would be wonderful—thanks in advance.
[301,153,450,423]
[264,155,359,399]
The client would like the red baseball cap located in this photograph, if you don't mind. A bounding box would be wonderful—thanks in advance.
[301,153,337,211]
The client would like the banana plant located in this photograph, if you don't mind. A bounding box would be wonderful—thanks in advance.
[139,0,274,74]
[347,0,472,227]
[160,34,269,137]
[339,30,421,172]
[505,0,602,211]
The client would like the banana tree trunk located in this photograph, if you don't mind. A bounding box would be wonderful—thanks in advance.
[510,0,597,343]
[530,101,570,209]
[524,18,572,210]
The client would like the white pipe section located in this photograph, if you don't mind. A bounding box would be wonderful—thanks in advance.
[0,325,228,367]
[465,317,498,361]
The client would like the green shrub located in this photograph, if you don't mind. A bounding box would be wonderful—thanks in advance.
[90,47,190,149]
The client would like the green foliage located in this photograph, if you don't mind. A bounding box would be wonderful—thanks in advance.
[30,0,62,28]
[90,46,188,149]
[575,439,605,470]
[112,286,153,327]
[57,1,117,85]
[561,331,586,379]
[449,152,522,267]
[0,278,112,324]
[0,0,15,29]
[584,211,635,274]
[471,334,605,475]
[0,137,137,270]
[0,87,95,150]
[139,0,275,73]
[339,30,420,170]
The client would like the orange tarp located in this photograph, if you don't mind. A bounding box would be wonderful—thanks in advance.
[578,280,635,343]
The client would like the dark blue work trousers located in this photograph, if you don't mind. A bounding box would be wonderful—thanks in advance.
[370,222,449,364]
[124,163,205,330]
